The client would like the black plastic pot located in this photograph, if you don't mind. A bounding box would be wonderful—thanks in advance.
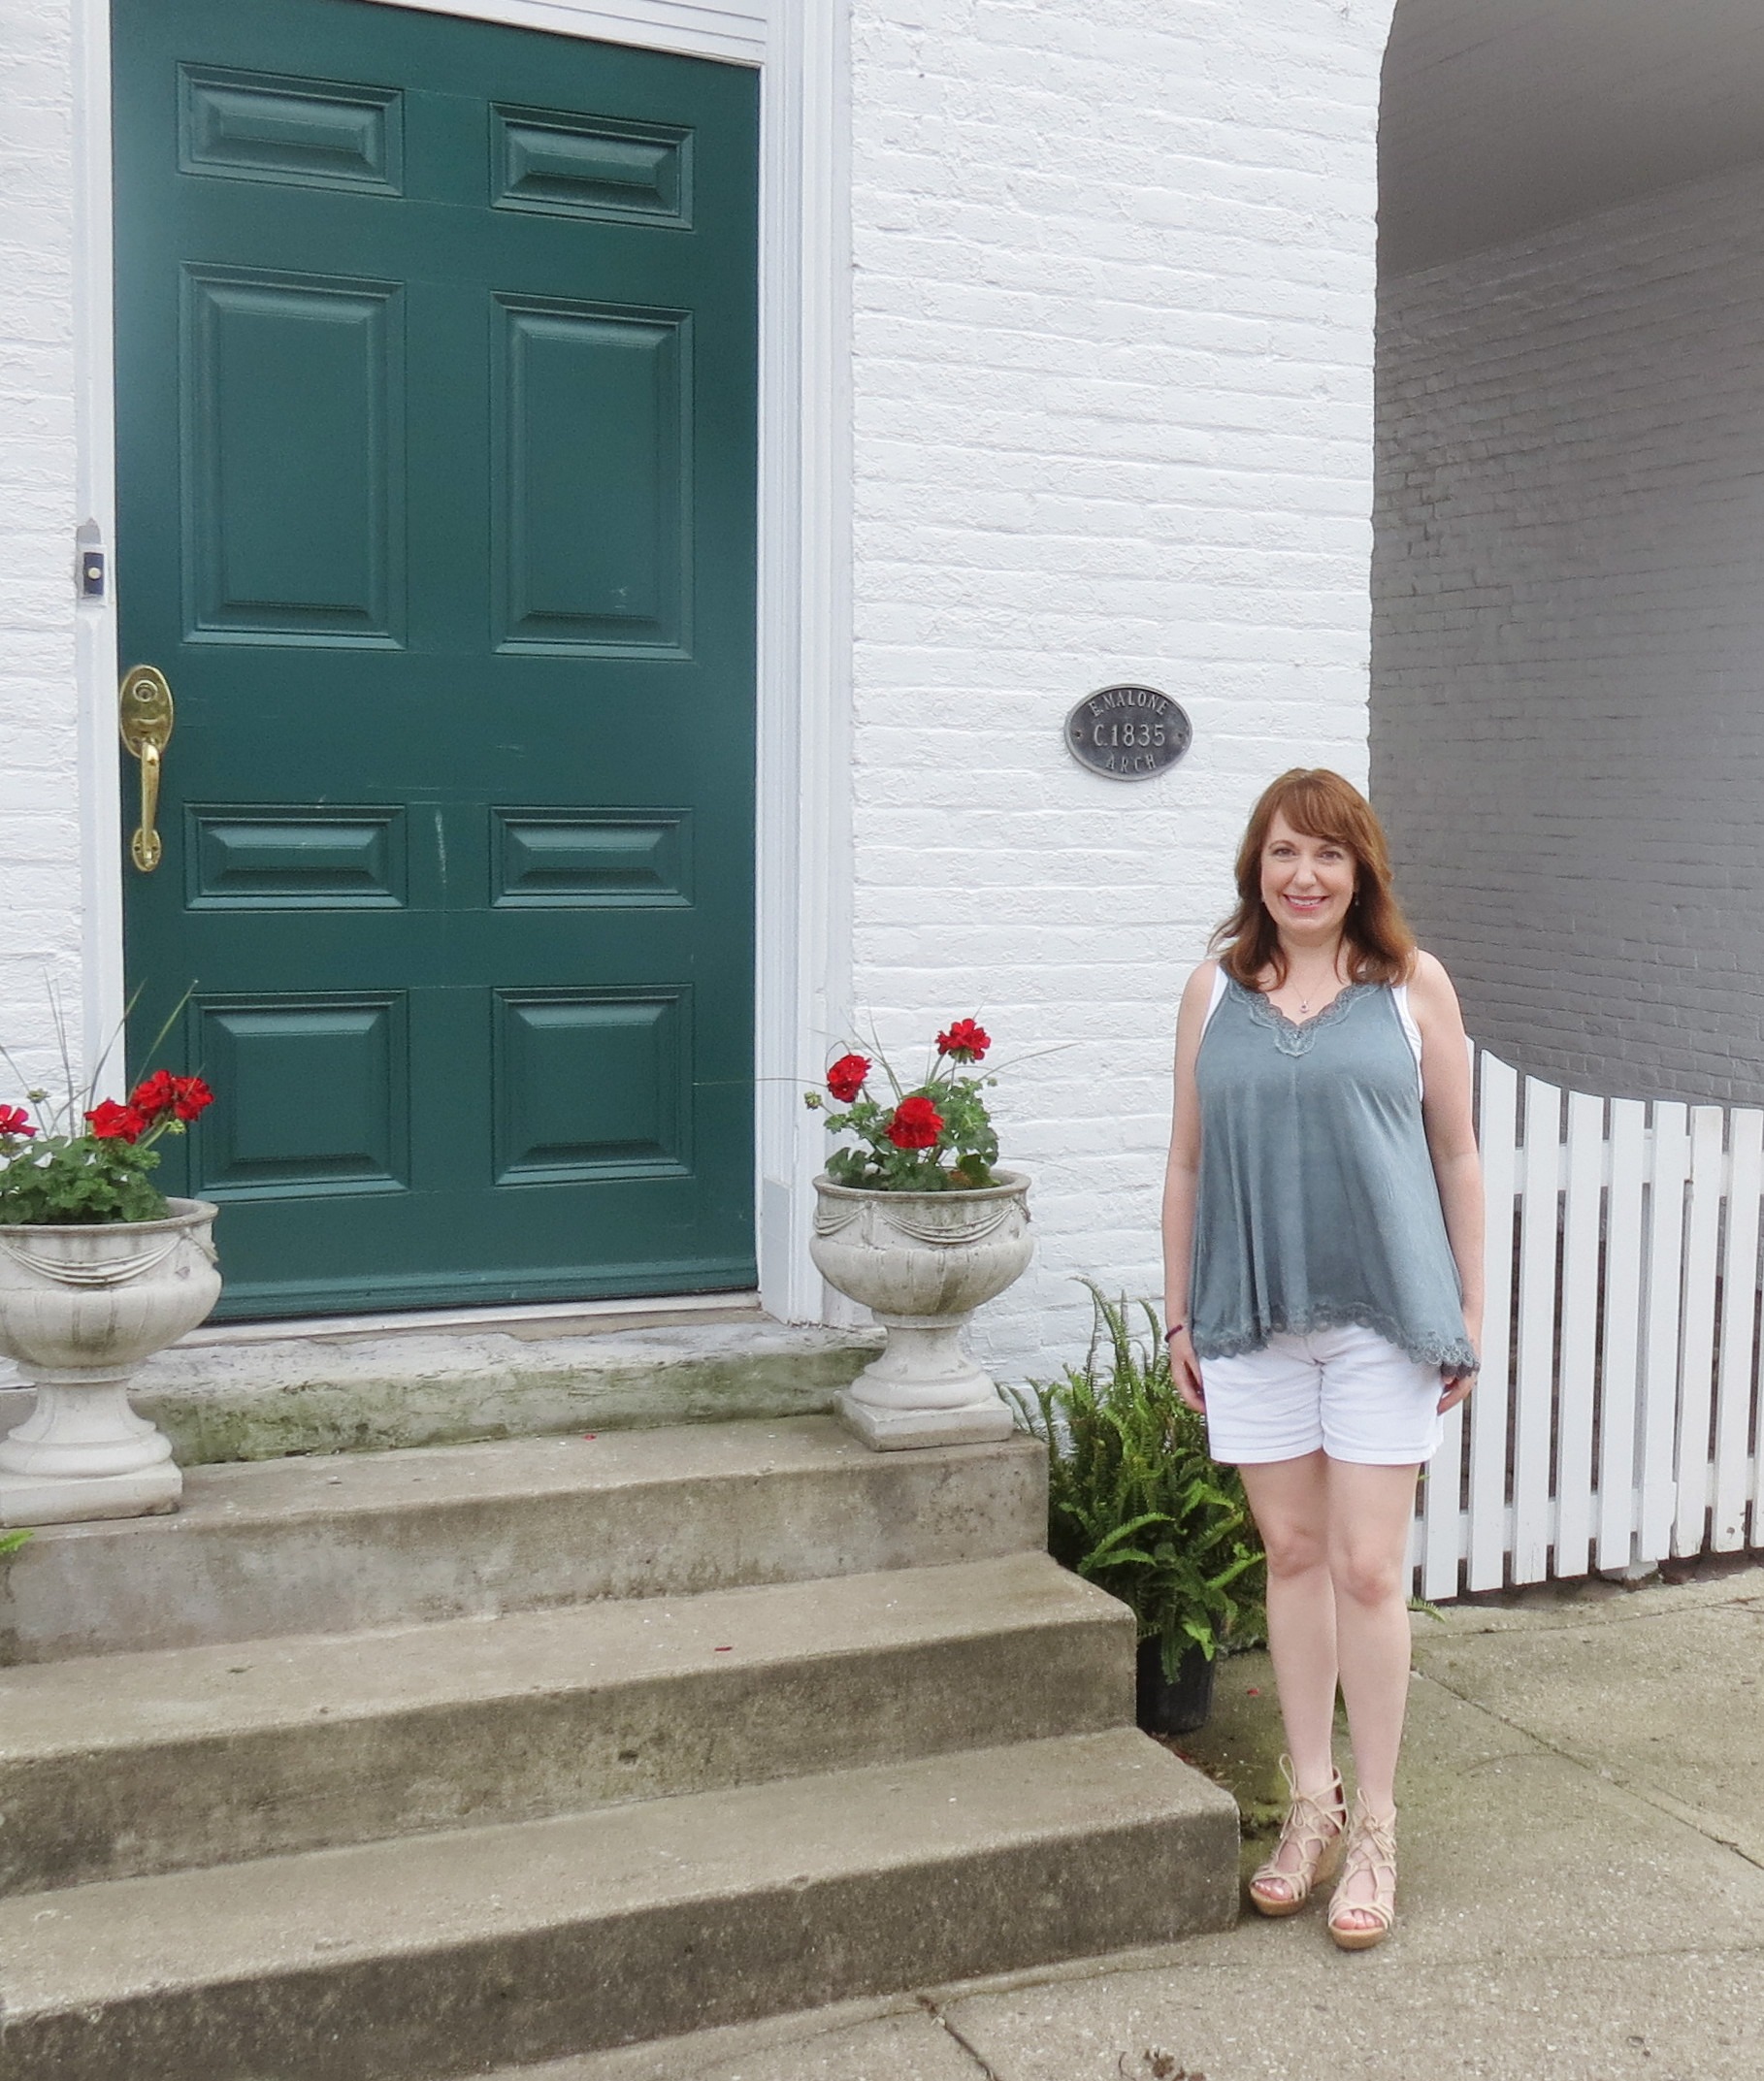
[1134,1636,1216,1736]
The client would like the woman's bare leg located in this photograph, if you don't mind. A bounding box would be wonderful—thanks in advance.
[1238,1451,1338,1798]
[1324,1456,1421,1931]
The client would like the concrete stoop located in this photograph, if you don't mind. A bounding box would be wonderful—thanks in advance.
[0,1310,885,1467]
[0,1416,1239,2079]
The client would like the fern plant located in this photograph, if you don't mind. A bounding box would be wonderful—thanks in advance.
[1011,1285,1266,1680]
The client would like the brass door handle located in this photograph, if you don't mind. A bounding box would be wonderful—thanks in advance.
[119,666,175,872]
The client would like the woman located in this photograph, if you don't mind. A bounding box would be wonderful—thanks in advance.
[1161,768,1482,1950]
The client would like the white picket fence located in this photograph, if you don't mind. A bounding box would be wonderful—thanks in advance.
[1410,1048,1764,1597]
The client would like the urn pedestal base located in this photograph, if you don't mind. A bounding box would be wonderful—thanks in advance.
[0,1462,181,1528]
[833,1314,1015,1449]
[0,1375,185,1527]
[833,1388,1014,1450]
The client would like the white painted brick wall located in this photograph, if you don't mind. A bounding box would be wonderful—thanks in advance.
[0,0,82,1099]
[1374,160,1764,1106]
[847,0,1393,1382]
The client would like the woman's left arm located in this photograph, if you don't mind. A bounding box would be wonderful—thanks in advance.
[1409,951,1485,1413]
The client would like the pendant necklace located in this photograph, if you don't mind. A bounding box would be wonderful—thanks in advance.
[1294,963,1340,1017]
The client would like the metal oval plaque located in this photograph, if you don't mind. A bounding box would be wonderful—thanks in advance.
[1064,685,1192,781]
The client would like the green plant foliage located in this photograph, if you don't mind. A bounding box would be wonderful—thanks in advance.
[0,1130,170,1225]
[1010,1284,1267,1679]
[0,1528,29,1561]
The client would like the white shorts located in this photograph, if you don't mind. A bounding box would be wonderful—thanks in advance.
[1200,1322,1445,1467]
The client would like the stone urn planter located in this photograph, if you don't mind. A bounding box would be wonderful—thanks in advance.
[810,1170,1033,1449]
[0,1198,220,1526]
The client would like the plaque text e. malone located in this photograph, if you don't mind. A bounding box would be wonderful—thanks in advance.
[1064,685,1192,781]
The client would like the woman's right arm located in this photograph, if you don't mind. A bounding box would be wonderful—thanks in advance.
[1161,960,1218,1414]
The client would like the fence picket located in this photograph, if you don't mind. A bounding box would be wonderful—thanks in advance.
[1674,1109,1725,1557]
[1421,1398,1465,1602]
[1512,1076,1563,1582]
[1467,1053,1519,1590]
[1640,1104,1690,1564]
[1597,1100,1647,1570]
[1553,1090,1604,1577]
[1712,1108,1761,1550]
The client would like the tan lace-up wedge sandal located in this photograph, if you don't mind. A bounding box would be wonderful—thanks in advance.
[1248,1756,1347,1917]
[1326,1794,1398,1950]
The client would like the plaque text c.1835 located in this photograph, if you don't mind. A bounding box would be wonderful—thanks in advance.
[1064,685,1192,781]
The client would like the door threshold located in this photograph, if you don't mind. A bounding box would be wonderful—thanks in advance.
[179,1291,768,1349]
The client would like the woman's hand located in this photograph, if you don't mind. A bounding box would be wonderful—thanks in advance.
[1437,1307,1480,1414]
[1437,1370,1475,1415]
[1167,1325,1206,1414]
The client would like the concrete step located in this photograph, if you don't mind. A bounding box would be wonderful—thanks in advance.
[0,1728,1238,2081]
[0,1418,1044,1664]
[0,1316,883,1467]
[0,1553,1131,1895]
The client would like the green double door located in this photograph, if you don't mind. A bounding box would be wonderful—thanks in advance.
[114,0,758,1316]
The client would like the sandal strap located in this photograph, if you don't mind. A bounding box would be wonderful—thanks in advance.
[1327,1795,1398,1932]
[1250,1756,1346,1902]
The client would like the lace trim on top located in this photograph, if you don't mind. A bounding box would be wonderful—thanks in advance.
[1192,1301,1478,1373]
[1231,977,1378,1057]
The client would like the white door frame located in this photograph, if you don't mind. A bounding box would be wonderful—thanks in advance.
[74,0,850,1323]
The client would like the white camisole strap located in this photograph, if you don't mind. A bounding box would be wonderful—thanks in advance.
[1202,964,1228,1033]
[1391,981,1424,1097]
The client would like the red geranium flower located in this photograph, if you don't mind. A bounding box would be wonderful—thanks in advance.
[0,1105,34,1139]
[129,1071,214,1123]
[130,1070,180,1120]
[886,1094,944,1150]
[935,1019,991,1063]
[171,1075,214,1122]
[826,1054,870,1104]
[87,1100,148,1143]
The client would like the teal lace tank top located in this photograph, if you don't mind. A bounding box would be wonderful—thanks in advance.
[1190,973,1476,1372]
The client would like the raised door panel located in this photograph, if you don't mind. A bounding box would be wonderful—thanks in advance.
[193,996,410,1197]
[179,65,405,192]
[182,268,405,643]
[494,989,689,1183]
[186,808,407,908]
[491,808,690,908]
[492,104,691,226]
[494,298,689,655]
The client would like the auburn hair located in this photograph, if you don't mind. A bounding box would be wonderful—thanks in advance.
[1211,768,1417,990]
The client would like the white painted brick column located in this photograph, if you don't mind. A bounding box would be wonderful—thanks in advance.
[845,0,1394,1379]
[0,0,82,1096]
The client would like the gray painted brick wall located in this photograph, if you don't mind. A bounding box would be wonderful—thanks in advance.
[1373,160,1764,1103]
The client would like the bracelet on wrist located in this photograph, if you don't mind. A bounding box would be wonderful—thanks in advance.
[1163,1322,1187,1344]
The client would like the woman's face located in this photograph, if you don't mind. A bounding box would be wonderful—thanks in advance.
[1259,810,1356,942]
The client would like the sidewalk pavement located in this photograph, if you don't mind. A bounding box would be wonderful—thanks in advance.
[494,1553,1764,2081]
